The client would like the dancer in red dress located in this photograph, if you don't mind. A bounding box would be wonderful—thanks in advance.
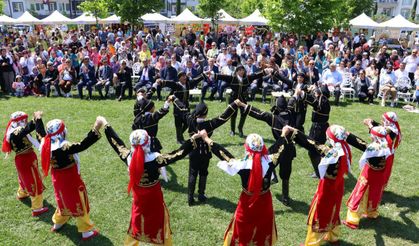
[210,128,296,246]
[344,126,392,229]
[302,125,352,246]
[2,111,48,216]
[39,118,102,240]
[99,116,207,245]
[363,111,401,188]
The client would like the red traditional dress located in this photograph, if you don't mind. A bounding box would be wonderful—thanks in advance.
[214,133,288,246]
[2,111,48,216]
[104,125,196,246]
[40,119,100,239]
[304,125,352,246]
[344,126,391,229]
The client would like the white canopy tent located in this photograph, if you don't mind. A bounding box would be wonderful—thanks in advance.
[170,8,209,24]
[217,9,239,25]
[239,9,268,26]
[40,10,72,25]
[99,14,121,24]
[71,12,98,25]
[0,15,15,25]
[15,11,40,25]
[141,13,170,24]
[378,14,419,31]
[349,13,379,29]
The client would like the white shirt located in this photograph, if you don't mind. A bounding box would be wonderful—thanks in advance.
[394,69,409,80]
[403,55,419,73]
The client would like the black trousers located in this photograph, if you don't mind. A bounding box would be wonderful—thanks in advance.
[269,142,296,180]
[188,153,210,195]
[117,80,133,99]
[295,111,306,133]
[174,113,188,142]
[308,122,329,177]
[230,106,247,133]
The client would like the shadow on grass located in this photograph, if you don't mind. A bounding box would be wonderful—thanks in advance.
[206,196,237,213]
[273,193,310,216]
[161,166,187,195]
[355,191,419,244]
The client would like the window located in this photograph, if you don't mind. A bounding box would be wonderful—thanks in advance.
[401,8,411,18]
[402,0,412,5]
[35,3,42,11]
[12,2,24,13]
[49,2,57,11]
[66,3,70,11]
[382,8,393,16]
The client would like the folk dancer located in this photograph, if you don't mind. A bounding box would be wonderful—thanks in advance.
[39,118,102,240]
[344,126,391,229]
[101,116,204,245]
[2,111,48,216]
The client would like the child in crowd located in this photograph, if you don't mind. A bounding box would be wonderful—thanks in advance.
[12,75,26,97]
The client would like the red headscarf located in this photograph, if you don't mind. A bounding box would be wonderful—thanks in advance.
[326,127,352,173]
[2,114,28,153]
[127,137,148,194]
[244,143,268,207]
[41,121,65,177]
[383,112,401,150]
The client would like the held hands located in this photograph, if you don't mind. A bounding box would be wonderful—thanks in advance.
[33,111,43,120]
[94,116,108,131]
[234,99,246,108]
[282,125,296,136]
[167,95,175,103]
[363,118,373,128]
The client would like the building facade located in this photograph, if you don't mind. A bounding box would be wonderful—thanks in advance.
[3,0,199,19]
[377,0,419,20]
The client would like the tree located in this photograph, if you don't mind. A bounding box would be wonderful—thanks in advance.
[338,0,375,25]
[198,0,225,31]
[263,0,344,34]
[223,0,264,18]
[78,0,110,25]
[411,0,418,21]
[176,0,182,15]
[0,1,4,14]
[110,0,163,26]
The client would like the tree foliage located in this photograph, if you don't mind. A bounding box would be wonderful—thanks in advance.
[223,0,264,18]
[263,0,343,34]
[0,1,4,14]
[263,0,375,34]
[78,0,110,24]
[109,0,163,25]
[198,0,225,27]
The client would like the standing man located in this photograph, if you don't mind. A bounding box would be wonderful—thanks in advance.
[0,48,14,94]
[402,49,419,87]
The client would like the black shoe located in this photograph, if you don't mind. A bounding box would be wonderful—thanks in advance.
[198,194,207,202]
[230,131,235,136]
[282,196,290,206]
[271,176,279,184]
[238,130,244,138]
[118,96,122,101]
[177,140,185,145]
[188,196,195,206]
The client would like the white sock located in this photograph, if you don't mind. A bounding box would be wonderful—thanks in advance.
[82,230,94,238]
[53,224,63,230]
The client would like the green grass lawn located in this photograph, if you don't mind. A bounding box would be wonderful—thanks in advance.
[0,95,418,246]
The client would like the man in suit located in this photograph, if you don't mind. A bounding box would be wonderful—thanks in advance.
[184,60,199,82]
[202,58,219,101]
[77,56,96,100]
[134,58,156,92]
[304,60,320,86]
[282,59,298,83]
[156,59,178,100]
[95,58,113,99]
[114,59,133,101]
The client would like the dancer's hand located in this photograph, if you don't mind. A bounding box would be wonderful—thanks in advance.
[363,118,373,128]
[33,111,43,120]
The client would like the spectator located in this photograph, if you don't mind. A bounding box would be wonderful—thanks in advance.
[12,75,25,97]
[114,59,133,101]
[355,69,374,104]
[379,63,397,107]
[322,63,342,105]
[0,48,14,94]
[134,58,156,92]
[96,58,113,99]
[403,49,419,87]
